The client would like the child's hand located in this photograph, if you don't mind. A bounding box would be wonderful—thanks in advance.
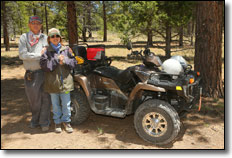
[59,55,65,65]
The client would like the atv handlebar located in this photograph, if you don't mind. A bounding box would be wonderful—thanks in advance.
[129,47,154,58]
[105,57,112,66]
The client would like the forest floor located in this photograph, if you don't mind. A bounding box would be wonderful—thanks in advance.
[1,36,225,149]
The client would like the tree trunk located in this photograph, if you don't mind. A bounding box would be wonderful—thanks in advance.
[103,1,107,42]
[165,22,171,58]
[82,16,87,42]
[147,20,153,47]
[67,1,78,48]
[190,18,194,46]
[40,3,44,33]
[13,26,16,39]
[187,21,191,36]
[191,5,197,46]
[33,2,37,16]
[179,26,183,47]
[45,2,48,35]
[87,1,92,38]
[2,1,10,51]
[147,30,153,47]
[82,1,88,42]
[195,1,224,98]
[19,16,23,35]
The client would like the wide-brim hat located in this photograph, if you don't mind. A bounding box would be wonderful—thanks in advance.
[48,28,61,37]
[29,15,42,23]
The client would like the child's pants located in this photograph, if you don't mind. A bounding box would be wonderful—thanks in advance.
[50,92,71,124]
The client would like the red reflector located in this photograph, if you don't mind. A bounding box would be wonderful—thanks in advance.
[189,78,194,84]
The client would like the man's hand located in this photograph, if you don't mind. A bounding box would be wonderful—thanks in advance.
[41,47,47,55]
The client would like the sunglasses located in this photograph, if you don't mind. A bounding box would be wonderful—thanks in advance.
[50,35,60,38]
[31,22,41,25]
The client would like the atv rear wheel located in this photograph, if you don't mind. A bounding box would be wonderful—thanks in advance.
[71,88,90,125]
[134,99,180,145]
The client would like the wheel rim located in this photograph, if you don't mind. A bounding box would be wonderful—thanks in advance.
[142,112,168,137]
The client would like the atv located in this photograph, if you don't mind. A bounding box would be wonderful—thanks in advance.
[70,42,202,145]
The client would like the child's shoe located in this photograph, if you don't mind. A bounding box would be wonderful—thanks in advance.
[63,122,73,133]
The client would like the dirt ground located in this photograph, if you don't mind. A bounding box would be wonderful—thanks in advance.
[1,36,224,149]
[1,59,224,149]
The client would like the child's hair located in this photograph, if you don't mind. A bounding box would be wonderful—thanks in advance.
[47,36,64,46]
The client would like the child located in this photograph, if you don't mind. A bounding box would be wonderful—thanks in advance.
[40,28,77,133]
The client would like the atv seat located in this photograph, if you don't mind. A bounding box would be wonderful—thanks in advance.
[93,66,133,85]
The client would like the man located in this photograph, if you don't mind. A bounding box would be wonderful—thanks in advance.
[19,15,51,132]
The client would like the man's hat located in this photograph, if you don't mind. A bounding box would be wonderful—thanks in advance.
[29,15,42,23]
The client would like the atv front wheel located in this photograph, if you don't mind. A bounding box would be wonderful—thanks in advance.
[70,88,90,125]
[134,99,180,145]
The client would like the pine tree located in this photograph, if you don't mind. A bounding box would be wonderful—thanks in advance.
[2,1,10,51]
[67,1,78,47]
[194,1,224,98]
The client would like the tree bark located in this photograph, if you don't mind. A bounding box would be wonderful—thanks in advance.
[45,2,48,35]
[87,1,92,38]
[82,16,87,42]
[33,2,37,16]
[191,5,197,46]
[103,1,107,42]
[19,17,22,35]
[147,20,153,47]
[195,1,224,98]
[187,21,191,36]
[165,22,171,58]
[179,25,183,47]
[147,30,153,47]
[40,3,44,33]
[2,1,10,51]
[67,1,78,47]
[190,18,194,46]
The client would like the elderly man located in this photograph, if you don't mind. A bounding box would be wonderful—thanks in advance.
[19,15,51,132]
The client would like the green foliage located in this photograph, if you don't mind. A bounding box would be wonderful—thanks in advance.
[48,2,68,38]
[157,1,194,27]
[2,1,195,43]
[3,1,30,35]
[111,1,159,43]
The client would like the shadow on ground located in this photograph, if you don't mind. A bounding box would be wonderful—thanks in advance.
[1,56,23,68]
[1,48,224,148]
[1,75,224,148]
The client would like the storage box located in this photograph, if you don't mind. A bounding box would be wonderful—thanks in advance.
[87,45,105,61]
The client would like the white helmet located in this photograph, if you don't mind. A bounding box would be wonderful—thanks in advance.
[161,59,183,75]
[171,55,188,69]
